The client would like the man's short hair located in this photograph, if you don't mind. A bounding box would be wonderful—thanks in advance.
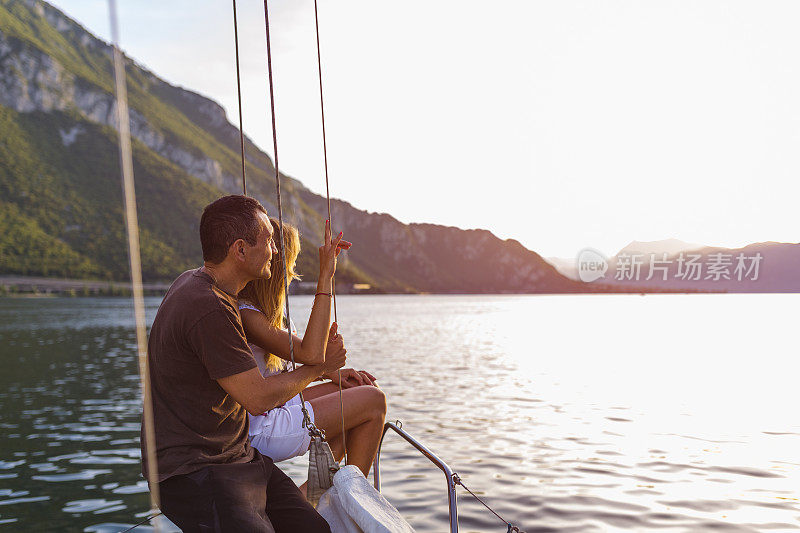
[200,195,268,264]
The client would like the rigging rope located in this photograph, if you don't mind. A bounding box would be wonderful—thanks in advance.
[108,2,161,532]
[452,474,525,532]
[117,512,163,533]
[312,0,347,465]
[306,16,527,528]
[231,0,247,195]
[261,0,316,432]
[261,0,346,461]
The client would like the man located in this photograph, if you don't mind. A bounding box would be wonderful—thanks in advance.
[142,195,342,531]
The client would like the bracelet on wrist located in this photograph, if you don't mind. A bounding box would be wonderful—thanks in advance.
[315,292,332,298]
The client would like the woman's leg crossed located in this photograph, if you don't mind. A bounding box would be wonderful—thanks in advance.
[309,386,387,477]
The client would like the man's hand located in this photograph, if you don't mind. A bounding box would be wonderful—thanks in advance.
[324,368,378,388]
[357,370,377,386]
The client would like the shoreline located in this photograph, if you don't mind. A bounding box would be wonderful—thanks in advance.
[0,275,379,297]
[0,275,169,297]
[0,275,738,297]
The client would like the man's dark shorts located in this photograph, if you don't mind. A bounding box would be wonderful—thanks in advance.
[157,450,330,532]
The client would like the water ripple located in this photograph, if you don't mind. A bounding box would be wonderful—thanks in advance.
[1,295,799,532]
[32,469,112,482]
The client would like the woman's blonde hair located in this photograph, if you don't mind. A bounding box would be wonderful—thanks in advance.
[240,218,302,372]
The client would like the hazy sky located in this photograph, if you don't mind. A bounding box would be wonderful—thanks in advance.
[50,0,800,258]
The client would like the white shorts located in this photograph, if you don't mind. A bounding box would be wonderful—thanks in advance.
[248,394,315,463]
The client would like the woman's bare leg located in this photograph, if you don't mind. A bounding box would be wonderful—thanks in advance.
[309,386,387,477]
[304,381,382,463]
[298,383,379,496]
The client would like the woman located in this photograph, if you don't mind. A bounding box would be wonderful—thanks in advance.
[238,218,387,483]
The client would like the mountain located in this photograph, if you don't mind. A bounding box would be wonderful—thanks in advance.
[0,0,584,293]
[551,239,799,293]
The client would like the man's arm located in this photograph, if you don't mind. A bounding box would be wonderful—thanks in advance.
[218,364,322,415]
[218,337,347,415]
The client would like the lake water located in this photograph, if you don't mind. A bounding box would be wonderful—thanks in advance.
[0,294,798,532]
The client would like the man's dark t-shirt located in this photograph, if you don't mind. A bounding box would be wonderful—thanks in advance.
[142,268,257,482]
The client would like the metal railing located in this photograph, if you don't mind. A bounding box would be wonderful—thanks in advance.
[373,421,458,533]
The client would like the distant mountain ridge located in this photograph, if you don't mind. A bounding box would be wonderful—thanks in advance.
[0,0,583,293]
[604,240,800,293]
[547,239,799,292]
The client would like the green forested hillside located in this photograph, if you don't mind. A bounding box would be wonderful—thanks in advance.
[1,104,218,279]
